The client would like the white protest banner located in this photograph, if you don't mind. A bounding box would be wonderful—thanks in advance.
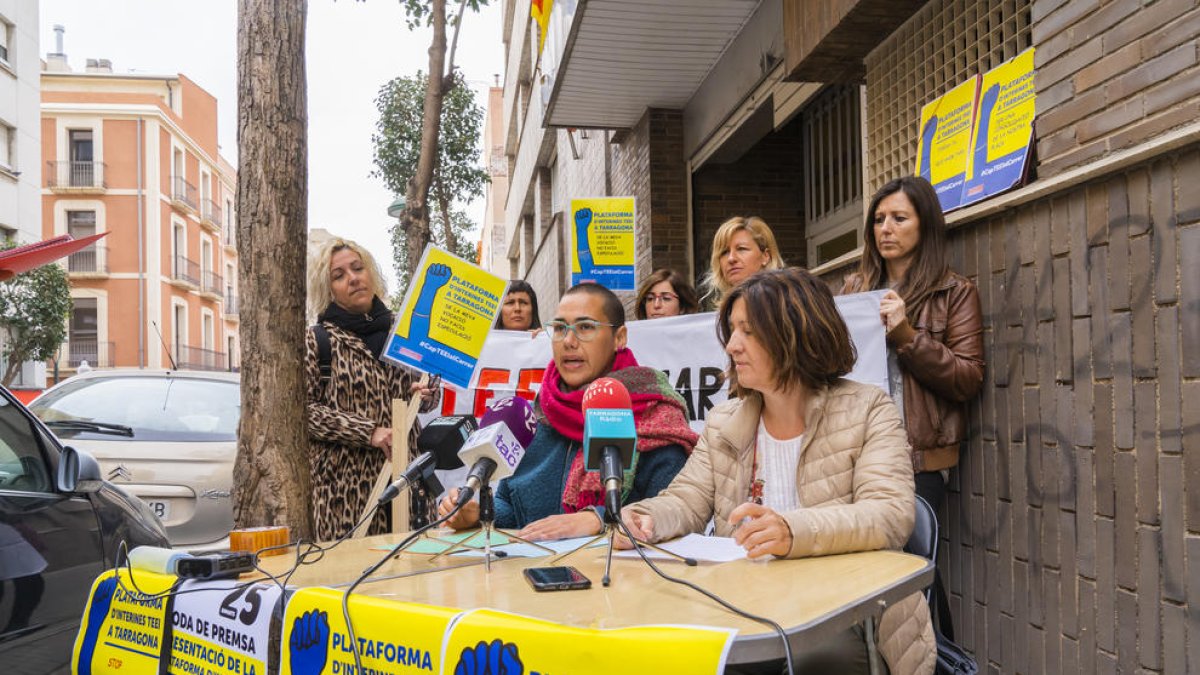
[424,291,889,429]
[166,580,284,675]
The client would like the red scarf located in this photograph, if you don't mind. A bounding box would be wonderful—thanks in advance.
[539,348,698,512]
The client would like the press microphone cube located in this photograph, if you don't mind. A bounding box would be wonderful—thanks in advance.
[458,423,526,483]
[583,407,637,472]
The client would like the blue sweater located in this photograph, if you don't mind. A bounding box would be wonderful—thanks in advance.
[493,422,688,529]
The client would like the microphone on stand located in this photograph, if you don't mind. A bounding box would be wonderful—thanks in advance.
[582,377,638,517]
[377,415,477,505]
[454,396,537,505]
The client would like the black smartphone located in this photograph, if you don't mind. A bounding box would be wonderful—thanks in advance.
[523,566,592,592]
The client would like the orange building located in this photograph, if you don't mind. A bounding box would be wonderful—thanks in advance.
[41,59,239,379]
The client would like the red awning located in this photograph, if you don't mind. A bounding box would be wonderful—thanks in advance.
[0,232,110,281]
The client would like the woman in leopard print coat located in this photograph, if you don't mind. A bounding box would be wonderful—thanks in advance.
[305,238,439,540]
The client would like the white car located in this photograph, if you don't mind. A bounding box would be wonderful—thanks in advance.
[30,369,239,551]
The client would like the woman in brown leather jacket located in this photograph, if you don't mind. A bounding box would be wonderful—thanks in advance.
[842,176,985,513]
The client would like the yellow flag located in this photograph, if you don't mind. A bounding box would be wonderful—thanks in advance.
[531,0,553,54]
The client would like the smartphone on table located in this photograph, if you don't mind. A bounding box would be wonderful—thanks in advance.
[523,566,592,592]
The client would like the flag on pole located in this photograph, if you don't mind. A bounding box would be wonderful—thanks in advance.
[531,0,553,54]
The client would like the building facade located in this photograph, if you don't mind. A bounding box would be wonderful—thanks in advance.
[478,81,509,275]
[0,0,45,388]
[502,0,1199,669]
[41,51,239,380]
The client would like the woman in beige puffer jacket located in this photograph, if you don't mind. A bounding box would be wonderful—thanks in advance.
[622,268,936,675]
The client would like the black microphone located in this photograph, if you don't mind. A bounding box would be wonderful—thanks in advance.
[377,451,438,505]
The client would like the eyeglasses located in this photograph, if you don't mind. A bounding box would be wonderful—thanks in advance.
[544,319,616,342]
[644,292,678,305]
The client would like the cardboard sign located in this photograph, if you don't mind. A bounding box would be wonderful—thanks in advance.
[165,580,284,675]
[962,47,1036,206]
[384,246,509,389]
[914,77,980,211]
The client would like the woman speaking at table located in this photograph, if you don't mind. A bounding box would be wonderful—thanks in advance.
[619,268,935,675]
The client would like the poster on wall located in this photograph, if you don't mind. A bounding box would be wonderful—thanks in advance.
[961,47,1036,207]
[570,197,636,291]
[914,76,980,211]
[383,245,509,389]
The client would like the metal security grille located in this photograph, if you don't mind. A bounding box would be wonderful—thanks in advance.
[803,84,863,224]
[864,0,1033,193]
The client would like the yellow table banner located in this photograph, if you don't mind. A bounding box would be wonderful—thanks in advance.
[281,587,464,675]
[72,567,179,675]
[441,608,736,675]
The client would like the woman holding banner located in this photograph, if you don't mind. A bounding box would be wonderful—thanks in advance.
[305,238,440,540]
[840,176,985,514]
[635,268,700,320]
[619,268,935,675]
[700,216,785,307]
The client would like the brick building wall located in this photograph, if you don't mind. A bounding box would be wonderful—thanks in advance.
[691,115,807,292]
[852,1,1200,671]
[1034,0,1200,177]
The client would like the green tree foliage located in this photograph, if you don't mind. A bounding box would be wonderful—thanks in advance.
[372,70,488,290]
[0,241,72,386]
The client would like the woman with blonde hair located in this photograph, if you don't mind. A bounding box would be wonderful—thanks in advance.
[305,238,439,540]
[701,216,785,306]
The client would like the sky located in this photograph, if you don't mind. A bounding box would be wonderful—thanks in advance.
[39,0,505,291]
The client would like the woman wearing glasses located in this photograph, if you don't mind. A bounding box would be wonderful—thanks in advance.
[439,282,696,540]
[635,269,700,320]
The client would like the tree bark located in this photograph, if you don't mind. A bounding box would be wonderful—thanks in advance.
[400,0,448,269]
[435,177,457,254]
[232,0,313,539]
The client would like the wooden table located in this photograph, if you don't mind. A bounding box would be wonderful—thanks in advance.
[258,531,934,665]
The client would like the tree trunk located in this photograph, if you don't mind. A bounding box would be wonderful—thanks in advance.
[232,0,313,539]
[400,0,448,269]
[435,178,457,254]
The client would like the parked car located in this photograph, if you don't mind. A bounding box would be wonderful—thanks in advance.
[0,383,169,673]
[29,369,239,552]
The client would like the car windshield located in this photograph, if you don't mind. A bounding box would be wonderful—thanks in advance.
[30,376,239,442]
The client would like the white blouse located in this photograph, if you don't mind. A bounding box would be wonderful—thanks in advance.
[756,420,803,514]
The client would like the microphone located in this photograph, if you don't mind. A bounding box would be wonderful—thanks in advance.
[377,415,479,505]
[455,396,537,505]
[582,377,637,517]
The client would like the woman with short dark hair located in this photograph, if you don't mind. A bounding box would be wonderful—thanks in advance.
[842,175,985,513]
[634,268,700,320]
[621,268,935,675]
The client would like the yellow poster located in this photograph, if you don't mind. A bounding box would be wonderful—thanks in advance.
[914,76,979,211]
[570,197,636,291]
[384,245,509,389]
[72,568,178,675]
[963,47,1036,205]
[442,608,736,675]
[280,587,463,675]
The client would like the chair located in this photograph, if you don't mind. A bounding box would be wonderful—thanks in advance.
[903,495,939,603]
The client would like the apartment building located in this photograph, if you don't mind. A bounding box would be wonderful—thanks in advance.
[41,39,239,379]
[0,0,45,388]
[502,0,1200,668]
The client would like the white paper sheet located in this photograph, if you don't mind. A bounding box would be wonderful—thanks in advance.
[613,533,748,563]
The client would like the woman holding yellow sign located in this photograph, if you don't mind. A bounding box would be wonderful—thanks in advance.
[305,238,440,540]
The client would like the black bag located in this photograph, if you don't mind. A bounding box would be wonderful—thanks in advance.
[930,572,979,675]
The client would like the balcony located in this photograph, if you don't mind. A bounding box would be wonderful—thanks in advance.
[66,340,115,368]
[541,0,761,129]
[171,176,199,213]
[47,161,106,192]
[172,255,200,287]
[67,245,108,276]
[200,199,223,233]
[223,294,239,319]
[201,269,224,298]
[177,345,228,372]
